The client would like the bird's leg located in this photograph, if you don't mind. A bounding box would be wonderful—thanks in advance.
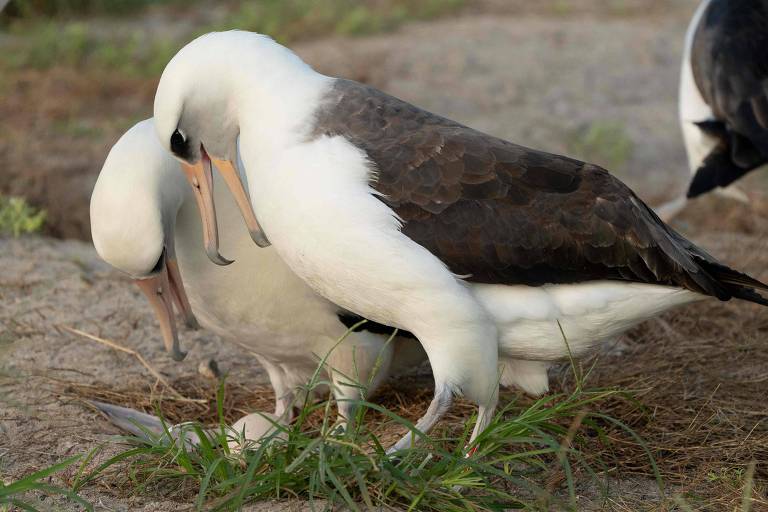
[328,363,370,432]
[326,330,396,430]
[330,374,361,431]
[274,389,295,421]
[386,384,453,454]
[464,396,498,456]
[386,312,498,456]
[715,184,749,203]
[227,412,287,452]
[255,356,294,421]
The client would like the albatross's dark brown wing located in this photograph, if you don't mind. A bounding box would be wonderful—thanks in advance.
[688,0,768,196]
[311,79,768,303]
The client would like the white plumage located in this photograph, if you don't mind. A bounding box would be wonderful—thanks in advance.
[151,32,760,453]
[91,119,427,442]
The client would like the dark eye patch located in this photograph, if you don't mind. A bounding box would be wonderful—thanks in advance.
[170,129,189,158]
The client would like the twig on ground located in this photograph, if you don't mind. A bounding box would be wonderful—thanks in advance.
[546,409,588,494]
[60,325,199,402]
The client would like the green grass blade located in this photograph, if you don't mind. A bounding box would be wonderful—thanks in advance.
[195,457,223,510]
[0,455,82,495]
[591,412,664,494]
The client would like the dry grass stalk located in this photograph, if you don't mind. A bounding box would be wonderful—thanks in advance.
[60,325,203,403]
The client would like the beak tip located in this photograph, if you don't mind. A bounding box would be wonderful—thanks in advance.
[171,350,188,362]
[251,231,271,248]
[205,246,234,266]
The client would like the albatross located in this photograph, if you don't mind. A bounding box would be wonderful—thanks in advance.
[90,118,428,440]
[151,31,768,453]
[660,0,768,220]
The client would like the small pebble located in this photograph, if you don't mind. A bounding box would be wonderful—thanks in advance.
[198,358,221,379]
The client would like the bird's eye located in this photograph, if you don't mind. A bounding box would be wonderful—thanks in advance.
[170,129,188,157]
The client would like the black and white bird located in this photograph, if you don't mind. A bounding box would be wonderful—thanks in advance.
[151,31,768,453]
[679,0,768,205]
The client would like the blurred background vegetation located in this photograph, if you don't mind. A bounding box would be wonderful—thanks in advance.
[0,0,683,240]
[1,0,465,76]
[0,0,479,239]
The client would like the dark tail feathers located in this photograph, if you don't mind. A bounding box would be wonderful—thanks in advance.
[687,121,767,198]
[687,149,757,198]
[695,258,768,306]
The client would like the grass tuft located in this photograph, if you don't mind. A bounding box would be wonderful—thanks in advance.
[75,373,651,510]
[0,195,46,237]
[0,455,92,511]
[51,324,662,509]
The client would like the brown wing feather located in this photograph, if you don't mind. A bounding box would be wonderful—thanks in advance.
[310,79,763,300]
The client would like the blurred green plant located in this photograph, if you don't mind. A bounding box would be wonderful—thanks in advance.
[52,118,104,138]
[5,22,90,69]
[217,0,465,42]
[2,19,179,76]
[0,196,46,237]
[3,0,466,76]
[2,0,180,19]
[676,461,758,512]
[568,120,634,170]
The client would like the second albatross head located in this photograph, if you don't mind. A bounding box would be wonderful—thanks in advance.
[91,119,199,361]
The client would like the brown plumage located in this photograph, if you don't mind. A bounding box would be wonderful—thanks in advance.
[311,79,768,305]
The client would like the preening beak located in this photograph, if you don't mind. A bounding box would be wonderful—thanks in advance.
[166,256,200,330]
[134,254,192,361]
[180,155,234,266]
[209,157,271,249]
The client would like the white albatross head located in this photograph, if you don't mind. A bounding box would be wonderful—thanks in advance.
[152,30,318,264]
[153,30,330,265]
[91,118,199,361]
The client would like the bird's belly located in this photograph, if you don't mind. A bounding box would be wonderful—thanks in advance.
[471,281,703,360]
[174,193,343,362]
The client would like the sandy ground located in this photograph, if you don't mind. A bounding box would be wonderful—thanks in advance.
[5,1,768,510]
[0,238,336,511]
